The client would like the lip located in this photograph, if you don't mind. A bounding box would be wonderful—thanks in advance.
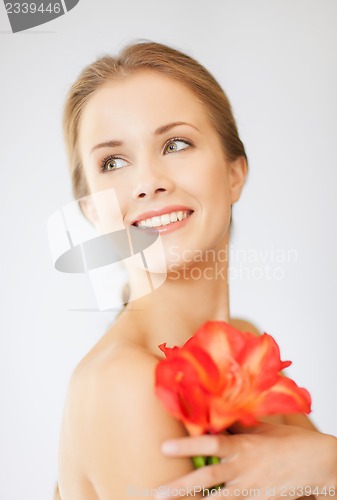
[130,205,194,226]
[130,205,194,235]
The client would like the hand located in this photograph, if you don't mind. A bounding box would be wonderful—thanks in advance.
[156,422,337,499]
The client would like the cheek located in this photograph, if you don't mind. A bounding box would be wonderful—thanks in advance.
[84,184,128,234]
[181,155,230,204]
[110,181,132,221]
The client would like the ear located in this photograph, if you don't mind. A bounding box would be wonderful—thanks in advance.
[229,156,248,204]
[79,197,100,229]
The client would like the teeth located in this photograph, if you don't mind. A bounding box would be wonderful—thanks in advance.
[151,216,161,227]
[136,210,191,228]
[161,213,170,225]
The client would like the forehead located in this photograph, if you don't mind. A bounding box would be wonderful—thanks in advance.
[78,70,212,146]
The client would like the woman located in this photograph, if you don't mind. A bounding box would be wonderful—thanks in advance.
[57,41,336,499]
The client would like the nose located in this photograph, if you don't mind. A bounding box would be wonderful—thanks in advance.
[132,161,175,200]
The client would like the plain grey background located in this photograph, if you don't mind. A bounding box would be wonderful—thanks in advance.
[1,1,336,499]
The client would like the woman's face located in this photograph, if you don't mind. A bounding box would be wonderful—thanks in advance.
[78,70,246,271]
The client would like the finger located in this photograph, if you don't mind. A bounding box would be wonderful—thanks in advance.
[154,462,235,500]
[161,434,235,459]
[228,421,272,434]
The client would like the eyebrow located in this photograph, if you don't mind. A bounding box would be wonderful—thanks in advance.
[90,121,199,155]
[90,139,122,155]
[154,121,199,135]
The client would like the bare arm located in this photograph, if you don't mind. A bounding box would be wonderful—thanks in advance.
[58,345,203,500]
[159,423,336,500]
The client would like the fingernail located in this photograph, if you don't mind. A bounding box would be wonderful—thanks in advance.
[161,440,178,454]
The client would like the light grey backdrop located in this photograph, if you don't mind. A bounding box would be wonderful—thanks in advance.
[1,1,336,499]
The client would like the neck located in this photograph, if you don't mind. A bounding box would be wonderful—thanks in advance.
[123,245,231,356]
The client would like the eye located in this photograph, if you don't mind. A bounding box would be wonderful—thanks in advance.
[164,138,191,154]
[100,156,128,173]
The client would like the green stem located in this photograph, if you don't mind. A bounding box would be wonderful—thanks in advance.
[192,455,207,468]
[191,433,224,494]
[206,456,220,465]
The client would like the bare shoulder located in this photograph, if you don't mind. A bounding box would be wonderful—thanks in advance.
[58,330,201,499]
[230,317,261,336]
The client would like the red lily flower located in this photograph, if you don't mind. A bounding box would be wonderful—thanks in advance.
[155,321,311,436]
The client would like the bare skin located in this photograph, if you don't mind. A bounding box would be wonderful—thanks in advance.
[57,71,335,499]
[157,422,337,500]
[58,312,328,500]
[57,317,295,500]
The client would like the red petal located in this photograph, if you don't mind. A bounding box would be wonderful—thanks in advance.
[155,386,183,420]
[238,333,292,391]
[186,321,247,369]
[158,343,180,359]
[251,376,312,416]
[181,345,221,392]
[209,398,259,432]
[177,382,209,423]
[156,322,311,434]
[155,357,210,431]
[184,422,206,436]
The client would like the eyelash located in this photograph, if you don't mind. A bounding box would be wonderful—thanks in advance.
[163,137,192,155]
[99,155,125,174]
[99,137,192,174]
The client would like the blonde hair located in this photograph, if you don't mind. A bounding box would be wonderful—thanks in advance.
[63,40,247,200]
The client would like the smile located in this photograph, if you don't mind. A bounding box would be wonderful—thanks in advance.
[134,210,193,229]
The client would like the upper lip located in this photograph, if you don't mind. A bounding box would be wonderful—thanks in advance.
[130,205,194,225]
